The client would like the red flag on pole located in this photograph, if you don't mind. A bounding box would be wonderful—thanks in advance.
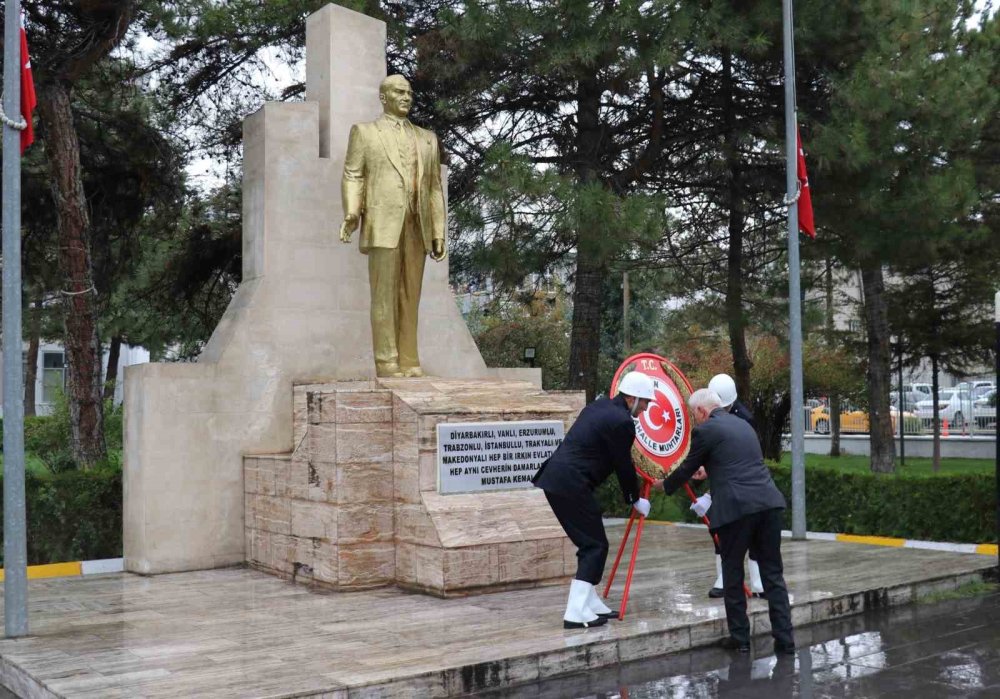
[19,13,36,154]
[796,128,815,238]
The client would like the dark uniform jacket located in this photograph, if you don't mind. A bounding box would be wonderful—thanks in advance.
[730,399,757,431]
[662,408,784,529]
[532,394,640,504]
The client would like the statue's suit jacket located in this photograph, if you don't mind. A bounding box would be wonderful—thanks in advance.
[341,115,446,254]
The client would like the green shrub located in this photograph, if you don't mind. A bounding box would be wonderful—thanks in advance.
[595,477,698,522]
[0,466,122,566]
[19,395,123,472]
[768,464,996,543]
[597,464,996,544]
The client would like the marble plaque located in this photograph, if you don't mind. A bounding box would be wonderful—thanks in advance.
[437,420,564,494]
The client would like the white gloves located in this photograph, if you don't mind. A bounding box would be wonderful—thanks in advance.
[633,498,651,518]
[690,493,712,518]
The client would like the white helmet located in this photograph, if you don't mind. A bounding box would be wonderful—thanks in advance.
[618,371,655,401]
[708,373,738,408]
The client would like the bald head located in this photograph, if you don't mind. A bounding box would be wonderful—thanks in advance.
[379,75,413,118]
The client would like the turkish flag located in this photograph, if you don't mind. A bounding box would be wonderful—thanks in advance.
[19,14,36,154]
[796,128,815,238]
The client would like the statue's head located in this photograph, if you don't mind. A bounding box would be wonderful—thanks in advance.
[379,75,413,118]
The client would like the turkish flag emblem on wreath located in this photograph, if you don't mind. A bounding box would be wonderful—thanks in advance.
[610,353,694,481]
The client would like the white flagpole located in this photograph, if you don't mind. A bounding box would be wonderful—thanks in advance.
[783,0,807,539]
[3,0,29,637]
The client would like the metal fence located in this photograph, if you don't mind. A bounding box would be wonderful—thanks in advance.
[802,382,997,438]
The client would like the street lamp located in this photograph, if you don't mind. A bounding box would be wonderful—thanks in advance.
[523,346,536,369]
[891,334,905,466]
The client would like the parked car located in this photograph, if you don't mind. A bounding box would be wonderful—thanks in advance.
[972,384,996,401]
[810,406,916,434]
[954,381,993,395]
[903,383,932,396]
[974,389,996,430]
[890,390,927,412]
[914,388,974,429]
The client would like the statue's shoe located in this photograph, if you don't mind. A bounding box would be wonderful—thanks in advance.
[401,366,424,378]
[376,362,404,378]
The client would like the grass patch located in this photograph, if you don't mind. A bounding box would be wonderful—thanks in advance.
[918,580,999,604]
[774,452,994,477]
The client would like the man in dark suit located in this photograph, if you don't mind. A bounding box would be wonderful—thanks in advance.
[654,388,795,654]
[705,373,764,599]
[533,371,654,629]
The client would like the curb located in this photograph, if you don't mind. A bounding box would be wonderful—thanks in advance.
[605,519,998,557]
[0,558,122,582]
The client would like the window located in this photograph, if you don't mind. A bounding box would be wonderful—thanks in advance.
[41,352,65,404]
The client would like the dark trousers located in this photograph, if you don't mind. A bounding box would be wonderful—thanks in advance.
[544,490,608,584]
[711,535,756,565]
[716,508,794,647]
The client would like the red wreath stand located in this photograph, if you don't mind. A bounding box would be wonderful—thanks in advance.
[603,353,750,620]
[603,476,734,620]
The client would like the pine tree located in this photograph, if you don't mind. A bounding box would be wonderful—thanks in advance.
[804,0,995,472]
[424,0,697,399]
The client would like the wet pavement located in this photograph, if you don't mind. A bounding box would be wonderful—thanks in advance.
[483,590,1000,698]
[0,525,991,697]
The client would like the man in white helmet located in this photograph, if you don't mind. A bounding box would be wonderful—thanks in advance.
[708,373,757,430]
[532,370,654,629]
[702,373,765,600]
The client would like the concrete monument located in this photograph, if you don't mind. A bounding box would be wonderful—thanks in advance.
[124,4,581,595]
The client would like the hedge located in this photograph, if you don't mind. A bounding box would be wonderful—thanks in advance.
[767,464,996,544]
[598,465,996,544]
[0,467,122,566]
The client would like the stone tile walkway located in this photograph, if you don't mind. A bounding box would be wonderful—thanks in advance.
[0,523,991,698]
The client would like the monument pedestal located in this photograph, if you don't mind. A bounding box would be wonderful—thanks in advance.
[244,378,584,596]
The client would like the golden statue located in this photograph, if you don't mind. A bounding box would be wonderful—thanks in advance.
[340,75,447,378]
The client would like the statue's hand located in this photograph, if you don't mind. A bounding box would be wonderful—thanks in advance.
[430,238,446,261]
[339,214,359,243]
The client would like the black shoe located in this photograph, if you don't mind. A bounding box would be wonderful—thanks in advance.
[597,610,620,619]
[774,641,796,655]
[563,615,609,629]
[720,636,750,652]
[708,587,725,599]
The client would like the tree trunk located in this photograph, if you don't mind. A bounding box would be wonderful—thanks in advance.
[753,392,791,462]
[721,50,752,402]
[37,81,107,468]
[824,258,841,456]
[24,293,42,418]
[567,77,606,402]
[830,394,842,456]
[567,238,604,403]
[103,335,122,403]
[931,354,941,472]
[860,261,895,473]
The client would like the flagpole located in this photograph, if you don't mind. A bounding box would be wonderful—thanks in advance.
[783,0,806,540]
[3,0,29,637]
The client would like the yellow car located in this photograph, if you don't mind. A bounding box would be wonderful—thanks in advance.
[809,406,914,434]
